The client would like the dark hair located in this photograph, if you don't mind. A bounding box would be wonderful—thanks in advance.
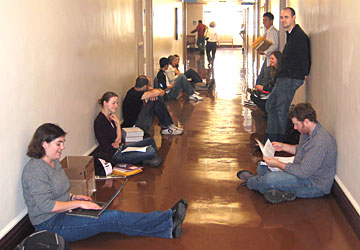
[198,20,202,23]
[98,92,118,107]
[269,51,282,79]
[135,75,149,88]
[288,103,317,123]
[174,54,179,58]
[159,57,169,68]
[263,12,274,21]
[283,7,296,16]
[27,123,67,158]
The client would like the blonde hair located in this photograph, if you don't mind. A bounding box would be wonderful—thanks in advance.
[210,22,216,28]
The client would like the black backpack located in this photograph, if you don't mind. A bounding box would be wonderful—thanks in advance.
[14,230,70,250]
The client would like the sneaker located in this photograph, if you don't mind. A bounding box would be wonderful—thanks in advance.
[236,170,254,182]
[142,156,162,167]
[263,189,297,204]
[161,126,183,135]
[170,124,183,132]
[171,199,188,238]
[189,93,203,101]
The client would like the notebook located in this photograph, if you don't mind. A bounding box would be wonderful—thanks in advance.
[66,179,128,218]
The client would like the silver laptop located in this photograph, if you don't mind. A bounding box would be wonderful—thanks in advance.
[66,179,128,218]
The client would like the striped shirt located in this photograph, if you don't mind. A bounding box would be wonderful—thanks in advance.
[285,123,337,194]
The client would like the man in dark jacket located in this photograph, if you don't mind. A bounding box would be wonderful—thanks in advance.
[264,7,311,143]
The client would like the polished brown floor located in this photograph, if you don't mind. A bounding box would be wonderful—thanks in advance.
[70,49,360,249]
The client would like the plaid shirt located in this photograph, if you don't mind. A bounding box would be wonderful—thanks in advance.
[285,123,337,194]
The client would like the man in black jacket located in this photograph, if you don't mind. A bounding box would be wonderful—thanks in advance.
[264,7,311,143]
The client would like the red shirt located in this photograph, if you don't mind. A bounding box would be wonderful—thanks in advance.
[191,23,207,37]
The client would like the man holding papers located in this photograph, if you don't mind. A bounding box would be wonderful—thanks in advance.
[237,103,337,204]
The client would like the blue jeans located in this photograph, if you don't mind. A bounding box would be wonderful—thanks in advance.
[247,164,325,198]
[135,99,173,132]
[168,75,194,99]
[36,209,173,242]
[265,77,303,142]
[197,37,205,52]
[113,138,157,164]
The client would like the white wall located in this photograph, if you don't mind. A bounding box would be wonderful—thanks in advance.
[287,0,360,213]
[0,0,184,239]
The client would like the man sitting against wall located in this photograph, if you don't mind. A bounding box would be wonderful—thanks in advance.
[122,75,184,135]
[237,103,337,204]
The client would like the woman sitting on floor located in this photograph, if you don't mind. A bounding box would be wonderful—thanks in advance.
[22,123,188,242]
[250,51,282,115]
[94,91,161,167]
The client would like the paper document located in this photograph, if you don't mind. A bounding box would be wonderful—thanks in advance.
[255,138,275,157]
[260,156,295,172]
[121,146,149,153]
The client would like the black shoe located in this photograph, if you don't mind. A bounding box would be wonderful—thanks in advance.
[142,156,162,167]
[263,189,296,204]
[236,170,254,182]
[171,199,188,238]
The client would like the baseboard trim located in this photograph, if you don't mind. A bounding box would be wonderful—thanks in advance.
[0,214,34,250]
[332,179,360,240]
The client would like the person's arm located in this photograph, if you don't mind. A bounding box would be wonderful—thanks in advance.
[272,142,296,155]
[191,25,198,33]
[141,88,165,100]
[263,156,286,170]
[109,114,122,148]
[94,115,119,152]
[264,29,279,56]
[52,198,101,213]
[174,67,181,75]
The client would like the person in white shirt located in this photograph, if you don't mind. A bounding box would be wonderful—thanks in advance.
[205,22,218,67]
[258,12,279,75]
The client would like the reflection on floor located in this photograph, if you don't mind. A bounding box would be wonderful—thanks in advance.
[70,49,359,249]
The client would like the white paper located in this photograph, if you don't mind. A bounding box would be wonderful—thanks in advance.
[255,138,275,157]
[121,146,149,153]
[259,156,295,172]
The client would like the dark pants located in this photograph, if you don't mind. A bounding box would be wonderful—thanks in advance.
[197,37,205,52]
[250,94,267,115]
[264,77,303,142]
[184,69,202,84]
[206,42,217,65]
[135,99,173,132]
[168,75,194,99]
[113,138,157,164]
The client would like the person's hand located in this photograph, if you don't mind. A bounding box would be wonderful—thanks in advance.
[112,141,120,149]
[109,114,120,126]
[255,85,264,91]
[263,156,280,168]
[78,200,102,210]
[272,142,285,151]
[149,96,158,101]
[73,194,92,201]
[304,75,310,82]
[258,51,265,55]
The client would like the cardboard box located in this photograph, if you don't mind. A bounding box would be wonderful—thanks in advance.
[61,156,96,197]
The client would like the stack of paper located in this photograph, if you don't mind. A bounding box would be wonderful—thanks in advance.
[112,164,143,177]
[252,36,272,51]
[122,127,144,143]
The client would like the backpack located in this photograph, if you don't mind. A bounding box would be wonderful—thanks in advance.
[13,230,70,250]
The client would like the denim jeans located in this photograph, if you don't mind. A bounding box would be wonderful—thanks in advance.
[265,77,303,142]
[36,209,173,242]
[135,99,173,132]
[247,164,325,198]
[206,42,217,64]
[113,138,157,164]
[168,75,194,99]
[184,69,202,84]
[197,36,205,52]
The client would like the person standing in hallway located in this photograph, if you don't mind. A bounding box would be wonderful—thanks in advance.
[264,7,311,142]
[257,12,279,78]
[191,20,207,54]
[205,22,218,68]
[237,103,337,204]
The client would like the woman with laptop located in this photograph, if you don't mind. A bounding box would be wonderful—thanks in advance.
[94,91,161,167]
[22,123,188,242]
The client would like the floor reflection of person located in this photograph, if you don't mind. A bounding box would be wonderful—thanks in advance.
[22,123,188,242]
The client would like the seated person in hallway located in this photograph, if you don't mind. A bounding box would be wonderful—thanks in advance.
[94,91,161,167]
[157,57,202,101]
[171,54,203,86]
[237,103,337,204]
[122,75,184,135]
[249,51,282,115]
[22,123,188,243]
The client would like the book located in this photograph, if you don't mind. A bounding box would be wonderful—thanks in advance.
[123,136,143,143]
[121,146,149,153]
[112,164,143,177]
[122,127,144,137]
[255,138,275,157]
[252,36,272,51]
[95,175,126,180]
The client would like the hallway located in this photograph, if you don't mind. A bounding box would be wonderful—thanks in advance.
[70,49,360,249]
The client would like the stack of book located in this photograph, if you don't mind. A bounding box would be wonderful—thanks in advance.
[122,127,144,143]
[112,164,143,177]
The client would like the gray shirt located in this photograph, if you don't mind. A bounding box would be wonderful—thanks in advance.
[285,123,337,194]
[22,158,70,225]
